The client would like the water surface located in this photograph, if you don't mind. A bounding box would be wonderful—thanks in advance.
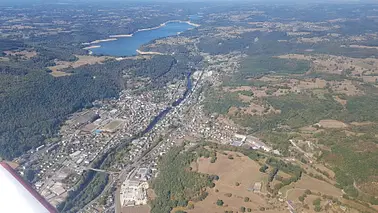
[91,22,193,56]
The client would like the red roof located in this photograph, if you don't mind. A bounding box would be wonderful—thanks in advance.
[0,162,58,213]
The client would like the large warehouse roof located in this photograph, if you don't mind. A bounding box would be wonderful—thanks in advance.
[0,162,57,213]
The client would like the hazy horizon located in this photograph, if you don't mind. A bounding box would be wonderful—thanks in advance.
[0,0,371,4]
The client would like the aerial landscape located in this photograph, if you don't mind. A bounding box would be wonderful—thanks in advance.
[2,0,378,212]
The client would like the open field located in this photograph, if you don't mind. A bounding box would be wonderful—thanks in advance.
[277,53,378,83]
[283,174,342,199]
[47,55,110,77]
[317,120,348,129]
[50,70,72,77]
[100,119,124,133]
[4,50,37,59]
[188,151,287,213]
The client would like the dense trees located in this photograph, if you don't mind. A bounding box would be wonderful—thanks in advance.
[203,89,248,115]
[150,147,214,213]
[0,53,191,160]
[0,69,120,159]
[0,39,25,52]
[259,165,269,173]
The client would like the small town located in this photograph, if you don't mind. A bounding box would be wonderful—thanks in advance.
[10,49,284,213]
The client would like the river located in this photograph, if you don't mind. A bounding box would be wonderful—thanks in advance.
[68,21,196,212]
[143,72,193,134]
[90,22,194,56]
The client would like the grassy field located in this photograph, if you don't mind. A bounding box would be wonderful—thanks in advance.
[187,151,286,213]
[47,55,109,77]
[191,152,268,212]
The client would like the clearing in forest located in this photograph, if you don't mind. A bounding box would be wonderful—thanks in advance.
[188,151,284,213]
[47,55,110,77]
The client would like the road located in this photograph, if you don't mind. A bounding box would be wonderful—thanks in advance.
[80,42,204,213]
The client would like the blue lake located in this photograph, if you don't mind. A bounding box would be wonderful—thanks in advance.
[91,22,193,56]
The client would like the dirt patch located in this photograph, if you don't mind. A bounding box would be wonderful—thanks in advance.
[317,120,348,129]
[147,189,156,201]
[238,94,253,102]
[334,96,347,105]
[299,126,319,132]
[121,205,150,213]
[227,106,239,116]
[350,121,375,126]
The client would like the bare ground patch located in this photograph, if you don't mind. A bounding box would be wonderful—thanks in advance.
[333,96,347,105]
[120,205,150,213]
[350,121,375,126]
[317,120,348,129]
[50,70,72,77]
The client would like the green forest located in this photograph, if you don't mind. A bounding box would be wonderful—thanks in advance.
[0,53,189,160]
[150,146,214,213]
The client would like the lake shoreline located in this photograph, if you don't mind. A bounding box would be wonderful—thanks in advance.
[83,45,101,50]
[83,20,199,51]
[136,49,164,55]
